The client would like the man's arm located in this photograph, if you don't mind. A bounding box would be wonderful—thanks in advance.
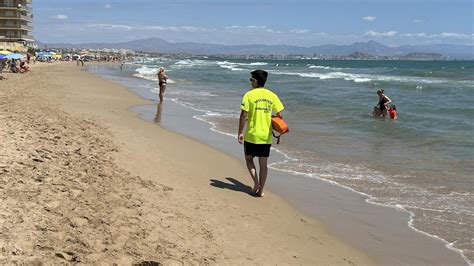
[238,110,248,144]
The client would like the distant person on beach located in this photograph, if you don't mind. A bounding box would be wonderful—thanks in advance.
[120,61,124,71]
[20,60,29,73]
[158,67,168,102]
[374,89,392,117]
[238,70,284,197]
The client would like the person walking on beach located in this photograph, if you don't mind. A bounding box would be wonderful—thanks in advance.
[375,89,392,117]
[158,67,168,102]
[238,70,284,197]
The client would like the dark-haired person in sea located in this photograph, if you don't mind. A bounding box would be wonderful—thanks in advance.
[375,89,392,117]
[158,67,168,102]
[238,70,284,197]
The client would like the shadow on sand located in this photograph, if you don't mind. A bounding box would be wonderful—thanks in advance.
[210,177,258,197]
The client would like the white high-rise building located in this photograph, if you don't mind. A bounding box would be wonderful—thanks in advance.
[0,0,34,52]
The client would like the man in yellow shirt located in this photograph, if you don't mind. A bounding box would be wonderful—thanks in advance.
[238,70,284,197]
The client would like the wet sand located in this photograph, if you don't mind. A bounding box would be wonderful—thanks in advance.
[0,62,373,264]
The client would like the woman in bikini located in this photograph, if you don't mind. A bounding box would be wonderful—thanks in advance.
[158,67,168,102]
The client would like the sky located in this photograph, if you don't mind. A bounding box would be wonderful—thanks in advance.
[32,0,473,46]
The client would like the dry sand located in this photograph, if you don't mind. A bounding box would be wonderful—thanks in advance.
[0,62,374,265]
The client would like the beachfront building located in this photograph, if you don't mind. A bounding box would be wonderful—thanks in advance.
[0,0,34,52]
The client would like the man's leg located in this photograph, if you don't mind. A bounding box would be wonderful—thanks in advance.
[245,155,260,193]
[258,157,268,197]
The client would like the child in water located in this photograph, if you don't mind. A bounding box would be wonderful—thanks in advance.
[388,105,397,119]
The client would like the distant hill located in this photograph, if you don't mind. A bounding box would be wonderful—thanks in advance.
[37,39,474,59]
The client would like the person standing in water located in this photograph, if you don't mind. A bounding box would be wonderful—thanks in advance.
[157,67,168,102]
[375,89,392,117]
[238,70,284,197]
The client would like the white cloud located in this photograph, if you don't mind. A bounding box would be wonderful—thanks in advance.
[290,29,310,34]
[88,24,133,31]
[401,33,427,37]
[225,25,282,34]
[54,14,68,20]
[438,32,470,39]
[104,4,112,9]
[365,30,397,37]
[413,19,423,23]
[144,25,208,32]
[180,26,208,32]
[399,32,471,39]
[362,16,376,21]
[87,24,209,33]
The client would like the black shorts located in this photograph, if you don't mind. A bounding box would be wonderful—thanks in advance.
[159,81,166,86]
[244,141,271,157]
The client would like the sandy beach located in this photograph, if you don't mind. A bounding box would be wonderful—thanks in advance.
[0,62,374,264]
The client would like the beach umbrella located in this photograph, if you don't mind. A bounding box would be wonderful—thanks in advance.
[5,53,24,60]
[0,50,12,55]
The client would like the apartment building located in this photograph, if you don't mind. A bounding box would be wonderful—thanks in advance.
[0,0,34,52]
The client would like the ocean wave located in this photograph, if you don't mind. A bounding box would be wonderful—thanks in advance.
[173,59,215,68]
[272,70,448,84]
[134,65,177,83]
[217,61,246,71]
[216,61,269,71]
[134,66,159,81]
[249,62,268,66]
[308,65,332,70]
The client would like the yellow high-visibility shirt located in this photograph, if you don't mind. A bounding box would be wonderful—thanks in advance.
[241,88,284,144]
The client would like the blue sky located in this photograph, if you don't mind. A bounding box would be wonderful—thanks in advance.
[33,0,473,46]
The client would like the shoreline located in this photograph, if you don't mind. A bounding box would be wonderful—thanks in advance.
[88,63,469,265]
[0,62,375,264]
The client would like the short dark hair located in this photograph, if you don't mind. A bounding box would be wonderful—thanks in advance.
[251,70,268,87]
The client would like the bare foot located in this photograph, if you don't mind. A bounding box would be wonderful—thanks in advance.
[251,184,260,194]
[258,191,265,197]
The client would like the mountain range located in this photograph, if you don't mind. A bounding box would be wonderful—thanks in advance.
[38,38,474,59]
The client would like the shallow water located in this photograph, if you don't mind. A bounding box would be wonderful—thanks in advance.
[89,59,474,264]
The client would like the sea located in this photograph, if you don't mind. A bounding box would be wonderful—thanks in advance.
[89,58,474,264]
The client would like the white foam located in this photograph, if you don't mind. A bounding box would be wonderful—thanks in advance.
[308,65,332,70]
[272,70,448,85]
[134,66,159,81]
[217,61,246,71]
[266,158,472,265]
[173,59,214,67]
[193,114,236,138]
[249,62,268,66]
